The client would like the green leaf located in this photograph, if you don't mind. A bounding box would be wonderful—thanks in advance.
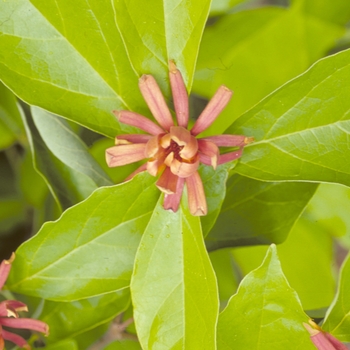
[32,107,112,187]
[0,0,143,137]
[200,162,236,237]
[323,252,350,341]
[194,5,343,136]
[206,175,318,249]
[229,48,350,187]
[277,216,335,311]
[105,340,141,350]
[7,173,160,301]
[306,183,350,248]
[209,0,245,16]
[217,245,314,350]
[131,194,219,349]
[22,109,97,210]
[44,339,78,350]
[0,82,24,149]
[293,0,350,25]
[113,0,211,93]
[42,289,130,343]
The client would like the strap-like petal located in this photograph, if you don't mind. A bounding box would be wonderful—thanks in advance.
[191,86,232,136]
[156,167,179,194]
[106,144,147,167]
[185,172,207,216]
[201,135,253,147]
[2,329,29,349]
[198,139,219,169]
[0,253,14,290]
[169,60,189,128]
[116,134,152,145]
[115,110,164,135]
[0,318,49,335]
[217,148,243,165]
[163,177,185,212]
[139,75,174,131]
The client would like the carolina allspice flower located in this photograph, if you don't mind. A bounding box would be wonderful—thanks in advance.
[106,61,252,216]
[304,320,348,350]
[0,253,49,350]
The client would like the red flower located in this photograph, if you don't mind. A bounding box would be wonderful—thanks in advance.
[106,61,252,215]
[304,320,348,350]
[0,254,48,350]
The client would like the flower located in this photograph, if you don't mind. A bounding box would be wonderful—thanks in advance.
[304,320,348,350]
[0,253,49,350]
[106,61,252,216]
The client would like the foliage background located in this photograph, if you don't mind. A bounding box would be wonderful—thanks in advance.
[1,0,350,349]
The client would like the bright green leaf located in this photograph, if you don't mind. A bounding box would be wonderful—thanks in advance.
[131,194,219,349]
[42,289,130,343]
[7,173,160,301]
[44,339,78,350]
[217,245,314,349]
[32,107,112,187]
[22,109,97,210]
[194,5,343,136]
[323,252,350,341]
[0,82,25,149]
[105,339,141,350]
[306,183,350,248]
[113,0,211,93]
[206,174,318,249]
[209,0,245,16]
[200,162,236,237]
[229,48,350,187]
[0,0,144,137]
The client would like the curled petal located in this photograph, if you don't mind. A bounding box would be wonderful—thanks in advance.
[139,75,174,131]
[147,154,166,177]
[156,167,178,194]
[115,110,164,135]
[164,152,174,168]
[217,148,243,165]
[2,329,29,349]
[106,144,147,167]
[116,134,152,145]
[145,135,161,158]
[198,139,219,169]
[170,157,200,178]
[169,60,189,128]
[0,318,49,335]
[0,300,27,318]
[186,172,207,216]
[125,163,148,181]
[169,126,198,160]
[160,133,172,148]
[201,135,254,147]
[163,177,185,212]
[0,253,14,290]
[191,86,232,136]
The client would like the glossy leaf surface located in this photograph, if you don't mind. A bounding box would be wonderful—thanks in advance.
[194,5,343,136]
[22,109,96,210]
[32,107,112,187]
[206,175,318,249]
[217,245,314,349]
[114,0,211,92]
[229,49,350,187]
[131,195,219,349]
[0,0,145,137]
[0,82,24,149]
[323,253,350,341]
[200,162,236,237]
[42,289,130,343]
[7,173,159,301]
